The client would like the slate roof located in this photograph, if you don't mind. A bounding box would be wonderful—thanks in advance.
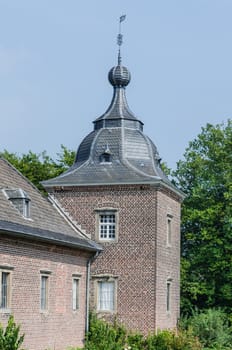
[0,158,101,252]
[42,63,184,199]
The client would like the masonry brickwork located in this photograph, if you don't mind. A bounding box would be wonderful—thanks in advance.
[0,235,91,350]
[52,184,181,334]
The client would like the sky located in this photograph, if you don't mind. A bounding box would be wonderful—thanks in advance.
[0,1,231,170]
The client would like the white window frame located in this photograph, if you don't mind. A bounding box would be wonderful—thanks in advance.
[72,277,80,310]
[40,271,51,312]
[0,269,12,311]
[99,213,116,240]
[95,208,118,242]
[97,280,116,312]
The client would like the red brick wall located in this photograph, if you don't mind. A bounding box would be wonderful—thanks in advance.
[53,184,181,334]
[155,190,181,330]
[0,236,91,350]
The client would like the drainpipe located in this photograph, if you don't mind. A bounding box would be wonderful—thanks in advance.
[85,251,100,335]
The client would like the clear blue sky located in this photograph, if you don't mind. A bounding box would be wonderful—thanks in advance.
[0,1,231,169]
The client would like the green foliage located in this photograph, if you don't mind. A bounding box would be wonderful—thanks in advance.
[173,120,232,314]
[56,144,76,168]
[83,314,201,350]
[0,315,24,350]
[85,314,127,350]
[0,145,75,193]
[180,308,232,349]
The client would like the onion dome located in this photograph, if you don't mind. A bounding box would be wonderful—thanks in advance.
[93,64,143,131]
[108,65,131,87]
[42,27,184,199]
[42,61,184,202]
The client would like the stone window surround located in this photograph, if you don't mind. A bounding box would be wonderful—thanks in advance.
[40,270,51,313]
[0,265,13,313]
[94,207,119,243]
[72,273,82,311]
[166,214,173,247]
[166,277,173,314]
[92,274,118,314]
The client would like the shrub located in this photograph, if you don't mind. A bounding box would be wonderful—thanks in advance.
[145,329,202,350]
[83,313,202,350]
[0,315,24,350]
[85,313,127,350]
[181,308,232,349]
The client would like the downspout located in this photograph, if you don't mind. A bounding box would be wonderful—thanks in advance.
[85,251,100,335]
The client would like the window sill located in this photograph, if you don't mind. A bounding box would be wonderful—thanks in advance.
[97,310,116,314]
[0,308,11,314]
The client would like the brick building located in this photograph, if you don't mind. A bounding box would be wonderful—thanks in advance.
[0,158,101,350]
[42,59,184,333]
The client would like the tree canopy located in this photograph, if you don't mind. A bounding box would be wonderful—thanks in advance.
[173,119,232,314]
[0,145,75,193]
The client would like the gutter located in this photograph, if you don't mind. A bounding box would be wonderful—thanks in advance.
[85,251,100,335]
[0,223,101,252]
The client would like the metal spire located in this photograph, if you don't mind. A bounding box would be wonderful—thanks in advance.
[117,15,126,65]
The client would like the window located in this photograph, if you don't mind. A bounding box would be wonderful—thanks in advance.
[95,208,118,242]
[23,198,30,218]
[100,145,111,163]
[166,281,171,312]
[97,281,115,312]
[40,275,48,311]
[100,153,111,163]
[72,278,79,310]
[167,215,173,246]
[2,188,31,219]
[1,271,10,309]
[99,214,116,240]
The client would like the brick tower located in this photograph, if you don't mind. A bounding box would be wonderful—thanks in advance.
[42,43,184,333]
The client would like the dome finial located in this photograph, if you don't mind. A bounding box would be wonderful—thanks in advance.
[117,15,126,65]
[108,15,130,87]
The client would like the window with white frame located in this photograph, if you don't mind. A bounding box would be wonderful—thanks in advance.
[40,274,49,311]
[97,280,115,312]
[99,213,116,240]
[72,278,79,310]
[0,271,11,309]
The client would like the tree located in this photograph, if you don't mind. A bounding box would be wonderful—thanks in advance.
[0,145,75,192]
[173,120,232,314]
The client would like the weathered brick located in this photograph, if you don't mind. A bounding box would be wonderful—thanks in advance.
[52,184,181,334]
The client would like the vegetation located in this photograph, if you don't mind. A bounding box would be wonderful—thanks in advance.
[0,145,75,193]
[2,120,231,316]
[81,313,202,350]
[0,315,24,350]
[1,120,232,348]
[180,308,232,349]
[173,120,232,314]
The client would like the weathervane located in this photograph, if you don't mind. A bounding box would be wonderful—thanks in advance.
[117,15,126,65]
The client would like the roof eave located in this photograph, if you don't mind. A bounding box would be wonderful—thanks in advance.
[0,224,102,253]
[42,178,185,200]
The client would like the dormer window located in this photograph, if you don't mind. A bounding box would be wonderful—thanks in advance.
[100,152,111,163]
[2,188,31,219]
[100,145,112,163]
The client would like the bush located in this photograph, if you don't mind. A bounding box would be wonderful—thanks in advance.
[85,313,127,350]
[0,315,24,350]
[180,308,232,349]
[83,313,202,350]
